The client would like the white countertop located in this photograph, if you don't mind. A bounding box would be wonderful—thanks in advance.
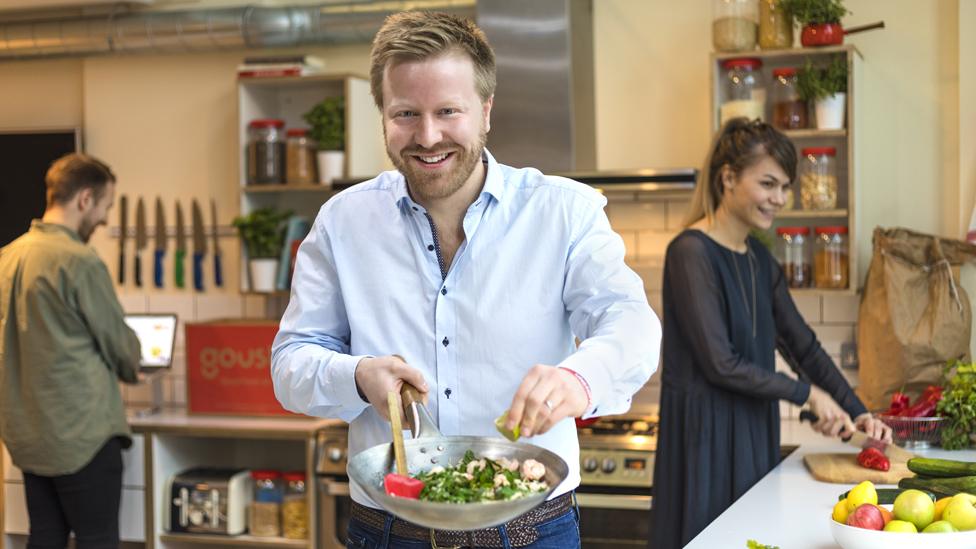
[684,419,976,549]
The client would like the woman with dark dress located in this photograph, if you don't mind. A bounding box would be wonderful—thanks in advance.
[649,119,892,549]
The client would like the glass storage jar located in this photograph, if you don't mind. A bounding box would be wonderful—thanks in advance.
[719,58,766,125]
[285,128,316,185]
[771,68,808,130]
[758,0,793,49]
[713,0,758,52]
[799,147,838,210]
[247,119,286,185]
[281,472,308,540]
[250,470,282,537]
[776,226,811,288]
[814,226,849,289]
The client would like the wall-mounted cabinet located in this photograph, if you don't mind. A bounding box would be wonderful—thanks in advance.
[710,44,863,294]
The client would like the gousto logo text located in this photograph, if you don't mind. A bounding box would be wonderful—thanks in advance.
[199,346,270,380]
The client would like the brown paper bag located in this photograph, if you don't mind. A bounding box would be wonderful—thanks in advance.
[857,227,976,410]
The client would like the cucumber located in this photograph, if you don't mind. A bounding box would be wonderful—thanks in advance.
[898,475,976,499]
[908,457,976,478]
[837,487,934,505]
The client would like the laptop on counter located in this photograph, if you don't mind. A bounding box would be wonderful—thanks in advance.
[123,313,178,374]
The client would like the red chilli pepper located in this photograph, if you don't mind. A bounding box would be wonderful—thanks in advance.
[857,447,890,472]
[384,473,425,499]
[899,385,943,418]
[885,392,911,415]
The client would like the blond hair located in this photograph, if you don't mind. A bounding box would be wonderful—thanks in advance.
[684,118,797,227]
[369,11,496,110]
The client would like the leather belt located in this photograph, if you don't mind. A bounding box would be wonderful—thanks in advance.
[350,493,573,548]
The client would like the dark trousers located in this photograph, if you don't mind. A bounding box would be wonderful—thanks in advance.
[22,437,123,549]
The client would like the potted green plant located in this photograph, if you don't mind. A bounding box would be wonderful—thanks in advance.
[232,207,292,292]
[797,57,848,129]
[303,96,346,187]
[780,0,849,47]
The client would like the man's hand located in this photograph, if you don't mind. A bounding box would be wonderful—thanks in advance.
[506,365,588,438]
[354,355,429,421]
[805,384,856,438]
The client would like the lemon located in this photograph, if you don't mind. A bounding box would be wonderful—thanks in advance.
[494,410,520,441]
[846,481,878,513]
[832,499,850,523]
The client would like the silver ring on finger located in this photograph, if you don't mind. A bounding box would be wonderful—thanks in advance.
[544,399,554,411]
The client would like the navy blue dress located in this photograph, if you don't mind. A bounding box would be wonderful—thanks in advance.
[649,230,866,549]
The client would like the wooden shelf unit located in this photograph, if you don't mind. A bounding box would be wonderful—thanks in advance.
[711,44,863,290]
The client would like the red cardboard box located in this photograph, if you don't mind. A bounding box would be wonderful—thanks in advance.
[185,319,296,416]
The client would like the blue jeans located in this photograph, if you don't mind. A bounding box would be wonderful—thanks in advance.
[346,496,581,549]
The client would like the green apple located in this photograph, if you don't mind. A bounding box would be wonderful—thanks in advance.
[883,520,917,533]
[893,489,936,531]
[922,520,958,533]
[943,493,976,531]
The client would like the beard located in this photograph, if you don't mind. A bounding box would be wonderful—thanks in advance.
[77,215,101,243]
[387,128,487,203]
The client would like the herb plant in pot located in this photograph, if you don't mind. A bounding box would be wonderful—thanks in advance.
[232,207,292,292]
[303,96,346,187]
[797,57,848,130]
[780,0,849,47]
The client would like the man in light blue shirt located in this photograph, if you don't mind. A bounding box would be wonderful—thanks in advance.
[271,10,661,548]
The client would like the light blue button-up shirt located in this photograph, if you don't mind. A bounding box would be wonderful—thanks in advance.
[271,150,661,506]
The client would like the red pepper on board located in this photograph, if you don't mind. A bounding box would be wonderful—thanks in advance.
[856,447,890,472]
[383,473,425,499]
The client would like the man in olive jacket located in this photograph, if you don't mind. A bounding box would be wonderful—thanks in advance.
[0,153,141,549]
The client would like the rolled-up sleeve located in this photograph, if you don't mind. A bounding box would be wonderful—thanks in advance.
[271,214,371,421]
[558,199,661,418]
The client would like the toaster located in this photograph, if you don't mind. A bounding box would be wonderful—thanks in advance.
[165,468,251,535]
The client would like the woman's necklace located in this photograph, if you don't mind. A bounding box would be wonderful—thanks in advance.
[730,246,757,339]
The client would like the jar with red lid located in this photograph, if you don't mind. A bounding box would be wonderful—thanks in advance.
[713,0,758,52]
[814,226,848,289]
[771,68,807,130]
[799,147,837,210]
[285,128,315,185]
[247,119,286,185]
[281,471,307,539]
[776,226,811,288]
[250,470,282,537]
[719,58,765,125]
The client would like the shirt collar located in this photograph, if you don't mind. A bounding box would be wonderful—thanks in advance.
[31,220,81,242]
[394,148,506,211]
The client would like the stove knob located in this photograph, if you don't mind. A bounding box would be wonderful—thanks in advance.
[601,458,616,473]
[583,457,599,472]
[328,447,344,463]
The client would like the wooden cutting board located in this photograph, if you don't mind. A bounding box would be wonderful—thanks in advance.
[803,452,911,484]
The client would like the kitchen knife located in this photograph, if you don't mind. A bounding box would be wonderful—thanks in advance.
[118,194,127,285]
[210,199,222,287]
[799,410,914,461]
[191,199,206,292]
[174,201,186,289]
[134,198,147,288]
[154,198,166,288]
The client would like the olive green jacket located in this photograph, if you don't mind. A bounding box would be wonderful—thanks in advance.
[0,221,140,476]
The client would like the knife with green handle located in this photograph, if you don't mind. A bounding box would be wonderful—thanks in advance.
[174,200,186,289]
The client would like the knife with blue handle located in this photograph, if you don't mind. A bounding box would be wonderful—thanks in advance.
[211,199,222,287]
[153,198,166,288]
[134,198,146,288]
[191,199,207,292]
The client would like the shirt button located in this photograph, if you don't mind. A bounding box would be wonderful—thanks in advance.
[441,288,447,295]
[427,244,434,251]
[412,206,418,211]
[444,388,452,399]
[442,337,450,347]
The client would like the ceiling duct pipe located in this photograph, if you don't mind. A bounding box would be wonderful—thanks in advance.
[0,0,475,60]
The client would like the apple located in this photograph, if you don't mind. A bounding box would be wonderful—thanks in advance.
[943,493,976,531]
[883,520,918,533]
[893,489,936,531]
[846,503,885,531]
[922,520,958,533]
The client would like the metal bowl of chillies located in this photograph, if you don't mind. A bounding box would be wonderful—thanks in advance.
[877,384,946,449]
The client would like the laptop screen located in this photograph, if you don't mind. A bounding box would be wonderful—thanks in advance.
[123,313,177,370]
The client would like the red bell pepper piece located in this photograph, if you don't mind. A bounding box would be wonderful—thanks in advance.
[384,473,424,499]
[884,391,911,415]
[899,385,943,417]
[856,447,890,472]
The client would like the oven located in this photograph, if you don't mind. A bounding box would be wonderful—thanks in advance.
[576,415,656,548]
[316,415,656,549]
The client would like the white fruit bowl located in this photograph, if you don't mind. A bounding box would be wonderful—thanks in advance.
[830,517,976,549]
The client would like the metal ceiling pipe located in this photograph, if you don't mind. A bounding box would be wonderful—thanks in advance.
[0,0,475,60]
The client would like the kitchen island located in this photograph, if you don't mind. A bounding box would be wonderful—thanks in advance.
[684,419,976,549]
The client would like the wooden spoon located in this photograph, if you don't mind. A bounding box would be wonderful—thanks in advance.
[387,391,408,476]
